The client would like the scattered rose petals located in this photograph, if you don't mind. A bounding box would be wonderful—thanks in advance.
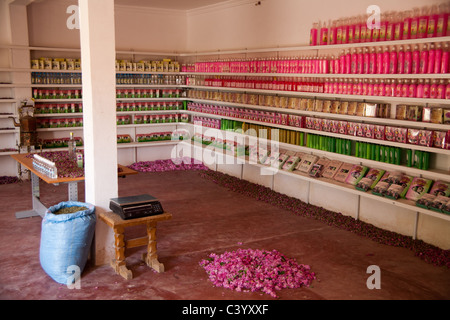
[200,248,315,298]
[199,170,450,268]
[0,176,20,185]
[128,158,208,173]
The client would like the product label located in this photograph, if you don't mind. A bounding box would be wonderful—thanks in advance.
[411,21,418,36]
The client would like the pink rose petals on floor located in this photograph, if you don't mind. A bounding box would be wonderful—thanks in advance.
[199,248,316,298]
[128,158,209,172]
[0,176,19,185]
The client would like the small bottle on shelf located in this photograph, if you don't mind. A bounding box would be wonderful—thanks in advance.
[68,132,76,160]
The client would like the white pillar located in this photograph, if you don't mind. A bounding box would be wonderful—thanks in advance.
[78,0,117,265]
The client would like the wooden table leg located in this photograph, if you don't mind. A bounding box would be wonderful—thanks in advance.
[141,222,165,273]
[111,226,133,280]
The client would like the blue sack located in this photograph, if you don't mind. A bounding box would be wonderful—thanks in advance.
[39,201,96,285]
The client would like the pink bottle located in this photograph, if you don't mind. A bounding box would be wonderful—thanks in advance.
[437,79,446,99]
[395,79,403,97]
[397,46,405,74]
[357,48,363,74]
[376,47,383,74]
[341,18,349,44]
[329,20,337,44]
[333,56,340,74]
[348,17,356,43]
[419,44,429,74]
[446,81,450,99]
[416,79,424,97]
[441,43,449,73]
[310,22,318,46]
[378,79,385,96]
[367,79,374,95]
[385,79,392,96]
[389,46,398,74]
[394,12,404,41]
[345,49,351,74]
[434,43,443,74]
[427,5,438,38]
[404,45,412,74]
[386,12,395,41]
[379,13,388,41]
[402,80,409,97]
[373,79,379,95]
[403,10,413,39]
[353,16,362,43]
[436,3,449,37]
[360,17,367,43]
[382,47,390,74]
[339,50,345,73]
[427,43,436,74]
[362,48,369,74]
[418,7,429,39]
[410,8,420,39]
[336,19,343,44]
[351,48,358,74]
[430,79,438,98]
[423,79,430,98]
[362,79,368,95]
[369,47,376,74]
[412,45,420,74]
[320,21,329,45]
[409,80,417,97]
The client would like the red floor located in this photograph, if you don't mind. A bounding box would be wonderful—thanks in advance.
[0,169,449,300]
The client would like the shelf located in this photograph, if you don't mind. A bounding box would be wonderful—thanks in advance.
[181,139,450,222]
[116,140,180,149]
[186,85,450,105]
[187,98,450,131]
[179,36,450,56]
[31,84,82,88]
[0,129,19,134]
[34,99,82,103]
[116,97,184,102]
[35,113,83,117]
[184,111,450,155]
[117,110,184,115]
[0,99,17,103]
[37,127,83,132]
[115,84,182,89]
[185,72,450,79]
[117,122,185,129]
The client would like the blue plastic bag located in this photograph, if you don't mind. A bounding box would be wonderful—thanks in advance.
[39,201,96,285]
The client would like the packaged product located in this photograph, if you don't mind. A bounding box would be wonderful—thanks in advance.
[263,151,280,166]
[444,109,450,124]
[308,158,329,177]
[321,160,343,179]
[355,168,385,191]
[333,162,355,183]
[322,100,332,113]
[372,171,402,196]
[432,131,447,149]
[405,177,434,201]
[374,125,385,140]
[384,175,413,199]
[314,99,324,112]
[394,127,407,143]
[346,122,358,136]
[396,105,407,120]
[442,199,450,214]
[363,124,375,139]
[355,102,366,117]
[384,126,396,142]
[364,103,378,117]
[430,107,444,124]
[272,152,290,169]
[429,181,450,197]
[337,121,348,135]
[295,154,319,173]
[429,195,450,212]
[346,101,356,115]
[416,193,437,209]
[282,155,301,171]
[344,165,369,186]
[405,105,422,121]
[331,100,341,114]
[355,123,365,138]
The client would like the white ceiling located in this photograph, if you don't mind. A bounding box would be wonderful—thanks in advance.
[114,0,232,11]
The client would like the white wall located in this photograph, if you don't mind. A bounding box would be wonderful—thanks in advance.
[186,0,445,52]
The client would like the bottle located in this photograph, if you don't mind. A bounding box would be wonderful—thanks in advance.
[360,15,367,43]
[379,12,387,41]
[369,47,376,74]
[68,132,76,160]
[427,43,436,74]
[434,43,443,74]
[376,46,383,74]
[339,50,346,74]
[416,79,424,98]
[412,45,420,74]
[420,44,429,74]
[394,12,404,40]
[427,5,438,38]
[397,45,405,74]
[336,19,343,44]
[418,6,429,39]
[357,48,363,74]
[362,48,370,74]
[329,20,337,44]
[441,43,449,73]
[437,79,446,99]
[378,79,385,96]
[348,17,356,43]
[409,79,417,97]
[389,46,398,74]
[446,80,450,99]
[345,49,351,74]
[436,3,449,37]
[320,21,328,45]
[403,10,413,39]
[402,80,409,97]
[385,79,392,96]
[353,16,362,43]
[368,79,374,95]
[310,22,318,45]
[410,7,420,39]
[382,46,390,74]
[430,79,438,98]
[423,79,431,98]
[386,11,395,41]
[341,18,349,44]
[395,79,403,97]
[404,45,412,74]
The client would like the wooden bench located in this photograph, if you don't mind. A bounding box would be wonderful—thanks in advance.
[98,211,172,280]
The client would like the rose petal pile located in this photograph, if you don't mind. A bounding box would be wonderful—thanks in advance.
[199,248,315,298]
[199,170,450,268]
[0,176,19,185]
[26,151,84,179]
[128,158,209,172]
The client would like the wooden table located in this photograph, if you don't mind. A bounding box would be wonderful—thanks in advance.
[98,211,172,280]
[11,153,138,219]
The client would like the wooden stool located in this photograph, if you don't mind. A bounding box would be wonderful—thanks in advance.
[98,211,172,280]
